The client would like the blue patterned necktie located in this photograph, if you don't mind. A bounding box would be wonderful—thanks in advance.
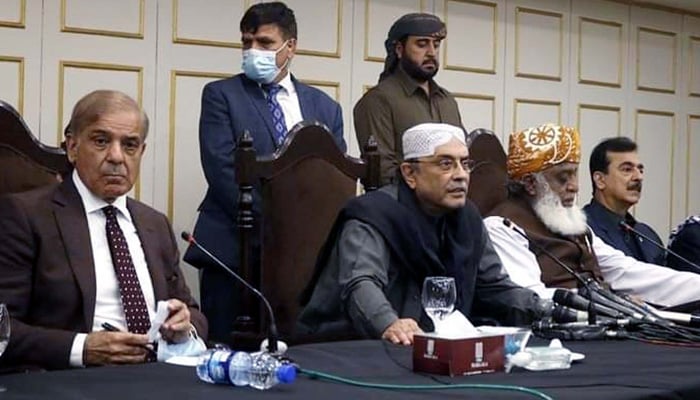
[103,205,151,335]
[263,84,287,145]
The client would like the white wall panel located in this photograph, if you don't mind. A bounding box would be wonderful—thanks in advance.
[167,71,230,301]
[62,0,143,38]
[454,93,495,131]
[0,56,24,114]
[690,36,700,97]
[172,0,247,47]
[0,0,25,28]
[443,0,497,74]
[0,0,41,132]
[570,0,628,202]
[579,17,623,88]
[286,0,342,57]
[629,6,683,236]
[504,0,569,141]
[301,80,340,101]
[576,104,622,204]
[637,27,678,93]
[513,98,560,132]
[635,110,675,238]
[514,7,563,81]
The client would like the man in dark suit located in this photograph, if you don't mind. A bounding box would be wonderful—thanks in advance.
[583,137,664,265]
[184,1,346,342]
[0,90,206,371]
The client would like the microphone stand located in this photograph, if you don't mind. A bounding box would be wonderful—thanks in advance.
[619,220,700,274]
[502,218,601,326]
[182,232,280,354]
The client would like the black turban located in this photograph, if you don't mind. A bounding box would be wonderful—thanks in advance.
[379,13,446,82]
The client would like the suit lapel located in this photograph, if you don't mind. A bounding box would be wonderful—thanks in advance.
[53,179,96,329]
[294,78,313,120]
[128,200,167,301]
[242,77,278,146]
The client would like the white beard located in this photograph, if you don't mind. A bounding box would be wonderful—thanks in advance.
[532,174,588,236]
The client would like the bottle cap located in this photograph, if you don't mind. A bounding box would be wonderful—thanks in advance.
[276,364,297,383]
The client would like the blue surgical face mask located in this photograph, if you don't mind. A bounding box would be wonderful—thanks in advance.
[241,40,289,84]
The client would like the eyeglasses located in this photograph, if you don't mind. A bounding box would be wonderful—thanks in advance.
[409,157,477,173]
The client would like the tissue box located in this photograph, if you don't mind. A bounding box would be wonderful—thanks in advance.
[412,333,505,376]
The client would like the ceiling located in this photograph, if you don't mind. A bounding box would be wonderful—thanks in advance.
[633,0,700,13]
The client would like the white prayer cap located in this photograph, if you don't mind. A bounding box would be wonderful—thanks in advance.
[402,123,466,159]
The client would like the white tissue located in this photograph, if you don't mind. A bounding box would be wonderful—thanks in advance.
[431,311,480,338]
[147,300,170,342]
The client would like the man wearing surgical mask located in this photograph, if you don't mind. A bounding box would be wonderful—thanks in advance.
[184,1,346,342]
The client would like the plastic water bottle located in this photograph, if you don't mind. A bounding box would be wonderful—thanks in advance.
[228,351,253,386]
[196,350,295,389]
[196,349,233,384]
[248,352,297,390]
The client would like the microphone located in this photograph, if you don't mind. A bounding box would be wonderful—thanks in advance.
[181,231,280,353]
[501,218,659,324]
[531,321,620,340]
[552,304,588,323]
[577,285,660,323]
[619,221,700,273]
[640,305,700,327]
[553,289,625,319]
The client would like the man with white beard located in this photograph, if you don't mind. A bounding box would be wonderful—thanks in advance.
[483,123,700,307]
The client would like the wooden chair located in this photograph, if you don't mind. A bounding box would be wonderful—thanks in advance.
[0,100,71,194]
[234,122,380,346]
[467,129,508,216]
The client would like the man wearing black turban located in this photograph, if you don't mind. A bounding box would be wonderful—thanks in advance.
[354,13,466,185]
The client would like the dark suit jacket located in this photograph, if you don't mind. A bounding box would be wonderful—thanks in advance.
[182,74,345,339]
[668,218,700,272]
[584,199,665,265]
[0,179,207,370]
[185,73,346,270]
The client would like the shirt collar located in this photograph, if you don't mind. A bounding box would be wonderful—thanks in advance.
[261,71,295,95]
[72,170,131,222]
[277,71,296,94]
[590,198,636,229]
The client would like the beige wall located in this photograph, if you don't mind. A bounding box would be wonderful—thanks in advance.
[1,0,699,300]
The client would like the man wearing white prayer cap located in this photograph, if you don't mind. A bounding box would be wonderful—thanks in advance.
[298,123,543,345]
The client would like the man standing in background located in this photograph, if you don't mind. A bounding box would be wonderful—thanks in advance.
[184,2,346,342]
[354,13,465,185]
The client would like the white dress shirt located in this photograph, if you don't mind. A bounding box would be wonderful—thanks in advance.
[484,215,700,307]
[269,71,303,132]
[68,171,204,366]
[69,171,156,366]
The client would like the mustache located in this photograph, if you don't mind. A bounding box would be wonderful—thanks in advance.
[627,182,642,192]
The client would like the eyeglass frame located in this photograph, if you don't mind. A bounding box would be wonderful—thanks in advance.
[407,156,477,173]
